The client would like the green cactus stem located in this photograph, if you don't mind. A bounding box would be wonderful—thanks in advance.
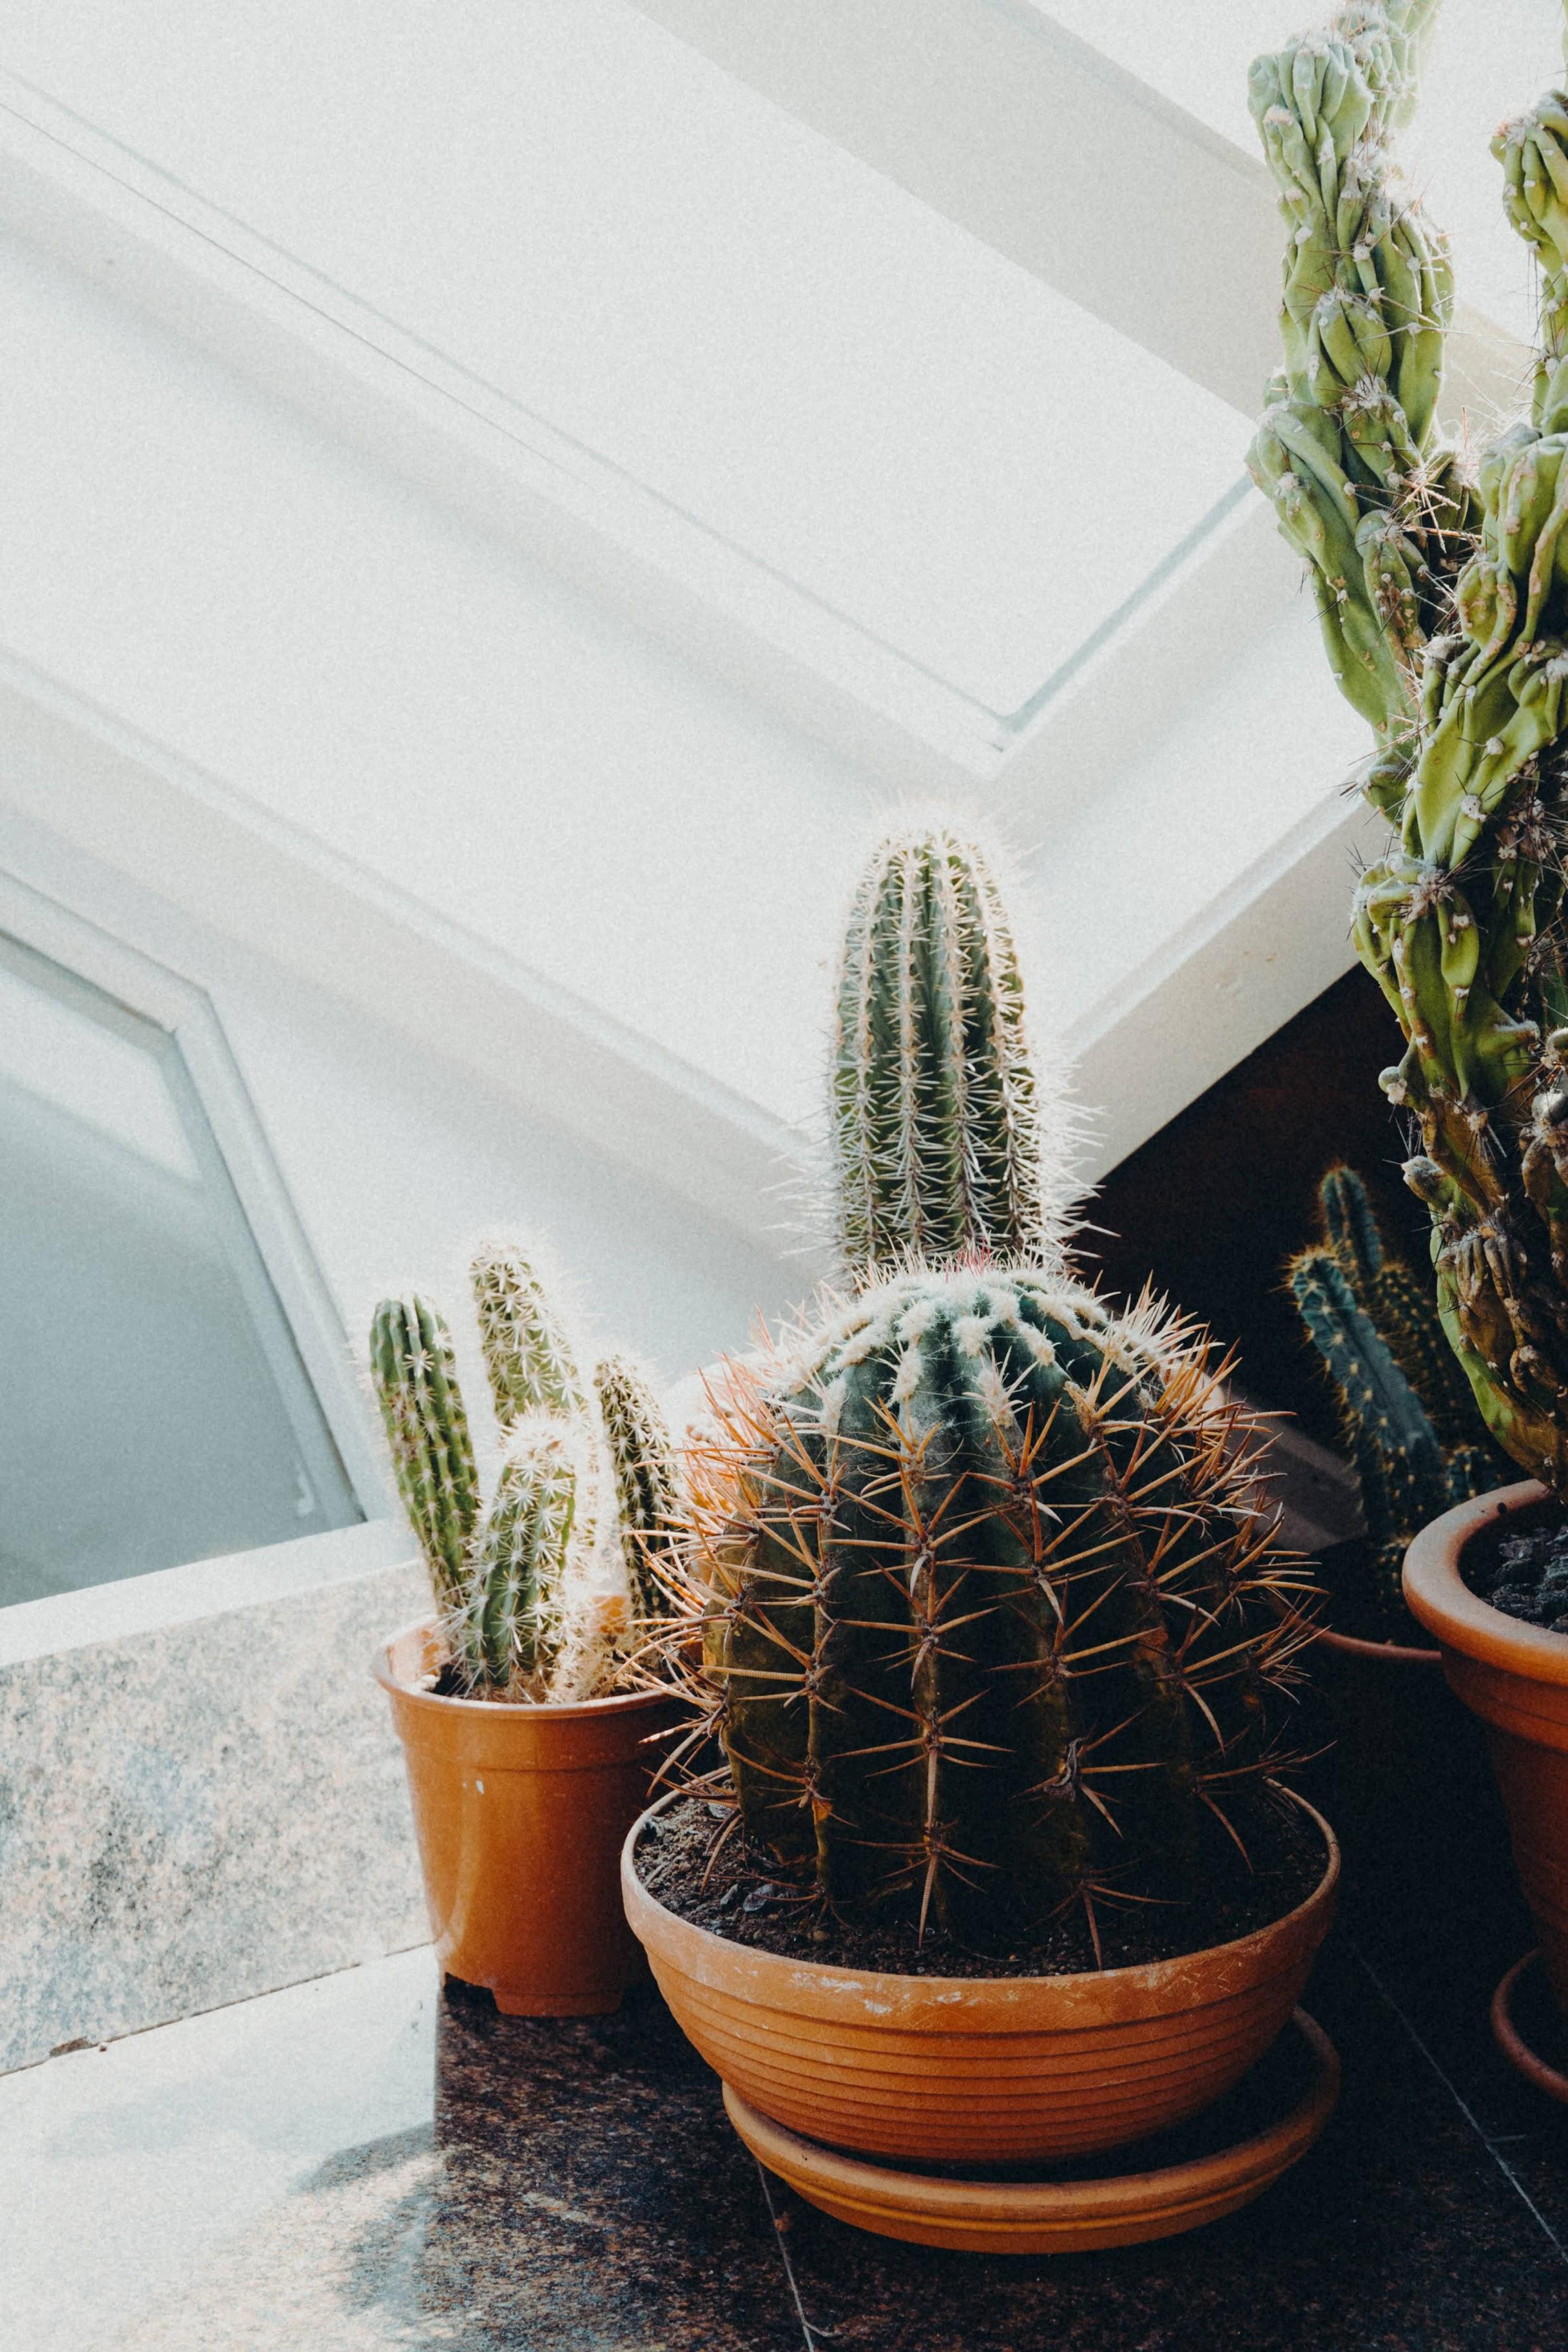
[681,1266,1311,1940]
[471,1242,587,1424]
[447,1424,577,1697]
[1250,5,1568,1494]
[369,1295,481,1614]
[594,1353,681,1629]
[830,826,1064,1281]
[1289,1249,1452,1605]
[1315,1165,1486,1454]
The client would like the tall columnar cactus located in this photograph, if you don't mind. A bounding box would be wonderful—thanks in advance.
[594,1353,682,1628]
[1250,3,1568,1494]
[472,1241,587,1422]
[369,1296,482,1616]
[371,1245,674,1699]
[1289,1249,1454,1607]
[830,826,1068,1281]
[681,1266,1309,1938]
[446,1422,581,1696]
[1305,1165,1503,1486]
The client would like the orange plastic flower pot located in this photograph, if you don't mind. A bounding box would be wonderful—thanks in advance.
[1404,1481,1568,2016]
[377,1620,680,2016]
[621,1796,1339,2166]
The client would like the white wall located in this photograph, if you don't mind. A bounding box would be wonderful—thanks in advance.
[1,812,805,1422]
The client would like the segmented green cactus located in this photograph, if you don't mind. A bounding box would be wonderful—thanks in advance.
[1250,6,1568,1494]
[683,1266,1310,1938]
[447,1423,579,1697]
[830,827,1065,1281]
[369,1296,482,1614]
[472,1242,587,1422]
[594,1353,681,1628]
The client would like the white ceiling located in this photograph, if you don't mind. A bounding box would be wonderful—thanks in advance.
[1,0,1248,720]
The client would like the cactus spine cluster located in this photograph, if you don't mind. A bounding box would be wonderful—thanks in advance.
[674,822,1313,1939]
[371,1247,681,1700]
[830,826,1068,1280]
[1250,3,1568,1494]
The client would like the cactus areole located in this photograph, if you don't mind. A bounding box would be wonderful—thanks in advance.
[1250,3,1568,1495]
[685,1266,1311,1941]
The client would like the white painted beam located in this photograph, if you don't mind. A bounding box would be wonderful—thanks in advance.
[629,0,1531,432]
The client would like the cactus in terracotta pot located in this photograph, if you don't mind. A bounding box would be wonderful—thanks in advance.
[1249,3,1568,1496]
[665,821,1311,1942]
[371,1247,679,1699]
[680,1264,1311,1941]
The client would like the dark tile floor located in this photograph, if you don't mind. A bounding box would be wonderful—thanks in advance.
[29,1650,1566,2349]
[395,1652,1568,2351]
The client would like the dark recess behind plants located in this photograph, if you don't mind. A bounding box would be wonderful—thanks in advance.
[1082,965,1420,1452]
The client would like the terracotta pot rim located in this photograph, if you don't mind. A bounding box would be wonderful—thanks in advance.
[373,1616,683,1722]
[1311,1620,1441,1668]
[623,1786,1339,2004]
[1403,1483,1568,1688]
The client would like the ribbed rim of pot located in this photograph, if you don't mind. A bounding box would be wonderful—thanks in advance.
[623,1786,1340,2001]
[1403,1482,1568,1687]
[373,1616,688,1720]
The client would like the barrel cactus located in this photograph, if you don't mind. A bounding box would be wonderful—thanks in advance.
[1249,3,1568,1495]
[371,1245,681,1699]
[683,1265,1311,1941]
[830,826,1071,1281]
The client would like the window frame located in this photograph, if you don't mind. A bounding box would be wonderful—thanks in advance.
[0,864,393,1626]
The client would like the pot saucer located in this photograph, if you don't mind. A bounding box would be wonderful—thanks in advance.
[724,2008,1339,2255]
[1492,1951,1568,2105]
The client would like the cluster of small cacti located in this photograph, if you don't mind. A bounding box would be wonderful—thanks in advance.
[1249,3,1568,1496]
[670,824,1315,1938]
[371,1245,680,1701]
[1288,1167,1507,1610]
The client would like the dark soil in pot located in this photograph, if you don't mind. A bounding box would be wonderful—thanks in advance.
[1461,1495,1568,1633]
[636,1790,1326,1977]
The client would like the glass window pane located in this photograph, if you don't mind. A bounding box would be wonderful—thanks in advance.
[0,932,361,1606]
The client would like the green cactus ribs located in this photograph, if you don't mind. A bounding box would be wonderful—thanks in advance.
[595,1353,682,1632]
[1288,1167,1507,1620]
[830,826,1068,1281]
[683,1266,1313,1944]
[369,1295,482,1617]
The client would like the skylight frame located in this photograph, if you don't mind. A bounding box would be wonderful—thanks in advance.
[0,59,1252,776]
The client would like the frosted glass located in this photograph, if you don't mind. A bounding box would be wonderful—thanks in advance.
[0,935,360,1605]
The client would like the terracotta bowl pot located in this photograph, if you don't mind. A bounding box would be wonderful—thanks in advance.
[378,1620,680,2016]
[1404,1480,1568,2014]
[621,1797,1339,2166]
